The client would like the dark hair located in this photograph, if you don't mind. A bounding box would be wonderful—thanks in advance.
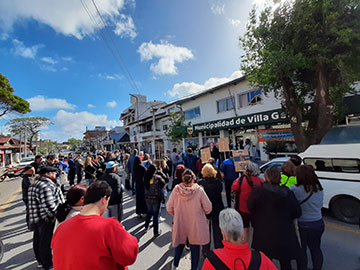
[35,155,42,160]
[281,161,296,177]
[296,165,323,193]
[56,184,88,222]
[290,155,302,167]
[173,148,177,152]
[133,149,138,155]
[134,156,141,167]
[143,154,150,161]
[144,164,156,189]
[182,169,195,184]
[84,181,112,205]
[187,148,192,154]
[264,168,281,185]
[47,154,56,161]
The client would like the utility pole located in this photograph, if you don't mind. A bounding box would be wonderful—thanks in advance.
[151,106,157,159]
[130,94,141,153]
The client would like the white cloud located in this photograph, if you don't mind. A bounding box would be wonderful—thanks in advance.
[27,95,76,111]
[40,65,57,72]
[62,56,73,62]
[11,39,43,59]
[41,56,57,65]
[106,101,117,108]
[88,104,96,108]
[167,70,243,98]
[48,110,118,140]
[229,18,241,27]
[0,0,134,39]
[98,73,123,80]
[138,40,194,75]
[114,14,137,39]
[210,2,225,15]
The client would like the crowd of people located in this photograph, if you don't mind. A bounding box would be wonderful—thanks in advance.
[21,146,325,270]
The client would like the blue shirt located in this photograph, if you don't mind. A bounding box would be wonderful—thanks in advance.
[290,185,324,222]
[127,154,136,174]
[221,158,238,181]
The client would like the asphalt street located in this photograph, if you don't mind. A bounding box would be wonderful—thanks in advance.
[0,174,359,270]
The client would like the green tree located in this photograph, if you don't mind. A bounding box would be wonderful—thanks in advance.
[165,111,189,143]
[66,138,82,150]
[240,0,360,151]
[6,117,53,153]
[0,73,31,117]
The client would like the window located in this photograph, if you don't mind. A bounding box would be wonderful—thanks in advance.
[184,107,200,120]
[217,97,235,113]
[238,90,263,108]
[163,125,168,130]
[303,158,360,173]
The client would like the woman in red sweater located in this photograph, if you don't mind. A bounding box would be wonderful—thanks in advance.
[232,162,264,242]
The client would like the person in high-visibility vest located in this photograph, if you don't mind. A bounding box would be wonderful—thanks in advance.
[280,161,297,187]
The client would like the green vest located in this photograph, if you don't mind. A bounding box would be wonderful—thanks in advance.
[280,174,297,187]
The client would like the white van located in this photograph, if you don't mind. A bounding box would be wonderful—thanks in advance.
[299,144,360,224]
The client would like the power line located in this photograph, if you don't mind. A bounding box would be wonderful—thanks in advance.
[90,0,141,94]
[79,0,140,94]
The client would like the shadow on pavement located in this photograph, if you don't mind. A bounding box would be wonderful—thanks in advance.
[1,247,34,270]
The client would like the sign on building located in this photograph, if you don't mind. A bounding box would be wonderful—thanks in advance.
[258,129,294,142]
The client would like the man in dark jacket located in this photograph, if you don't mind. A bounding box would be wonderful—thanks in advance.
[99,161,123,221]
[221,152,239,208]
[30,155,43,174]
[184,148,198,174]
[127,149,138,195]
[75,155,83,184]
[67,153,76,186]
[22,165,35,230]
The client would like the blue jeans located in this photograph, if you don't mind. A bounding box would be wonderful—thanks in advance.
[145,201,160,235]
[298,219,325,270]
[174,244,200,270]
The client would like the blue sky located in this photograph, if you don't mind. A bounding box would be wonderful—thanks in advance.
[0,0,266,142]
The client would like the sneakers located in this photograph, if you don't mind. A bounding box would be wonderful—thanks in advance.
[159,216,166,222]
[37,262,42,269]
[171,263,178,270]
[153,230,162,238]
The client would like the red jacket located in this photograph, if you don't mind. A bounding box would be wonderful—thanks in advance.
[202,241,277,270]
[52,215,138,270]
[232,175,264,214]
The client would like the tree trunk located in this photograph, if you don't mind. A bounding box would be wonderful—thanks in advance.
[307,63,334,145]
[281,77,308,152]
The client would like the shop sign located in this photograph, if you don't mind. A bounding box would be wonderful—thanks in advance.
[258,129,295,142]
[5,150,12,154]
[193,109,288,132]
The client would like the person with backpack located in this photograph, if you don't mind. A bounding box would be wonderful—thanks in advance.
[232,162,264,242]
[202,208,277,270]
[144,164,165,237]
[248,168,301,270]
[290,165,324,270]
[221,152,239,208]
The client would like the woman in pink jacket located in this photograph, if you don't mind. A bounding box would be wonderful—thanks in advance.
[167,169,212,270]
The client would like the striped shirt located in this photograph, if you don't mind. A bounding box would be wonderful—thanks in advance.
[28,176,65,225]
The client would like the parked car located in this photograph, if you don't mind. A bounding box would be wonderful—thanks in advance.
[259,157,289,179]
[19,157,34,166]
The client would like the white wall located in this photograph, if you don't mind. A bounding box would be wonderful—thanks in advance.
[181,80,282,124]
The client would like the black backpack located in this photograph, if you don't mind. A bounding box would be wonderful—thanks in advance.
[145,175,163,201]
